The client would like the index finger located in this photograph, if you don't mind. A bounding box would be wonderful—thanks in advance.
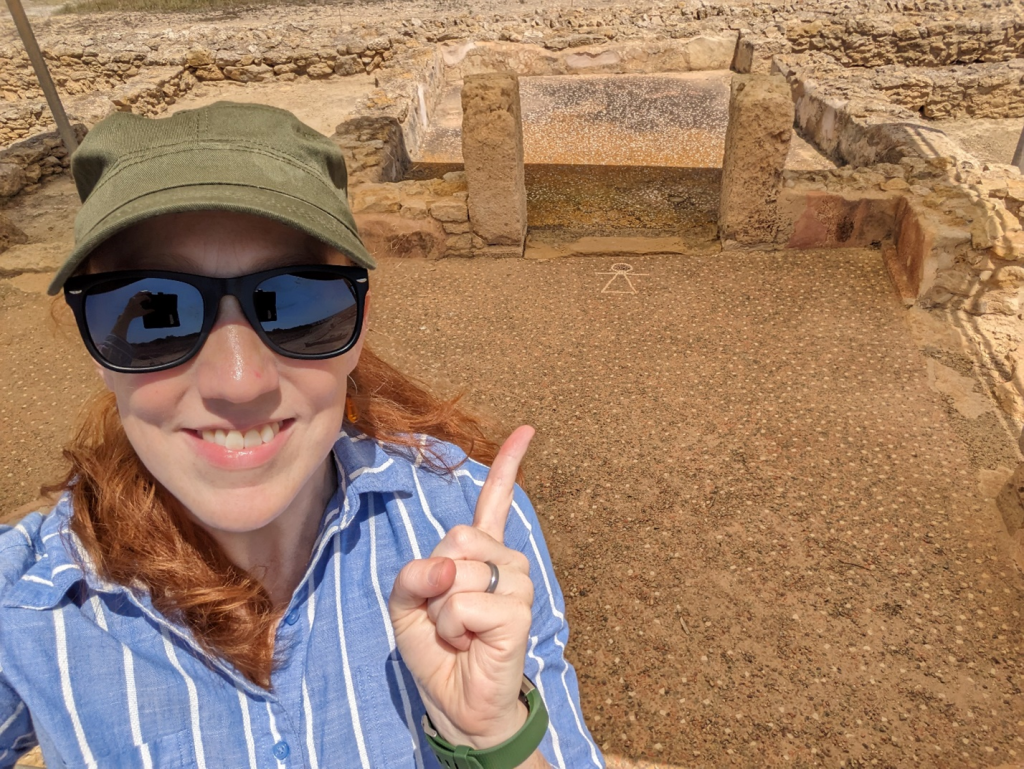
[472,425,535,542]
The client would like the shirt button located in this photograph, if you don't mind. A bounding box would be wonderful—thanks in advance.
[272,740,290,760]
[284,609,300,626]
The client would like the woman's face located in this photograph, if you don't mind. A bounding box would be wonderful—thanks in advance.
[87,211,367,534]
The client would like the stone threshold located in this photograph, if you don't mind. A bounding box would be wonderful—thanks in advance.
[524,234,721,260]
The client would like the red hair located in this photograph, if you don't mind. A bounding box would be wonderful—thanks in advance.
[45,345,504,688]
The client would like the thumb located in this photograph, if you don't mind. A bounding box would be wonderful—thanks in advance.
[389,557,457,619]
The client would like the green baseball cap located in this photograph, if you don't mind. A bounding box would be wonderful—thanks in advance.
[48,100,375,295]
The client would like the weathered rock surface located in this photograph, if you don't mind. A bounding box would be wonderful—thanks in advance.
[332,116,410,185]
[461,72,527,251]
[0,212,26,253]
[719,74,794,247]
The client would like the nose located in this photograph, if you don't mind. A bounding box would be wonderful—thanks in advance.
[192,296,280,403]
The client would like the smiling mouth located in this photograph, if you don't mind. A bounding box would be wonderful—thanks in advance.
[198,420,285,451]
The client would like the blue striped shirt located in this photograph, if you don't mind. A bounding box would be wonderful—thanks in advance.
[0,431,604,769]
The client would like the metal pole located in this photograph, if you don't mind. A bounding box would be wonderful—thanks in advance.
[4,0,78,155]
[1013,120,1024,172]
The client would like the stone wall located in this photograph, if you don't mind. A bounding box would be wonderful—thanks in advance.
[780,160,1024,316]
[776,54,976,167]
[0,124,87,200]
[772,53,1024,321]
[332,116,411,186]
[783,14,1024,67]
[349,169,531,260]
[349,173,474,260]
[439,35,738,79]
[779,54,1024,121]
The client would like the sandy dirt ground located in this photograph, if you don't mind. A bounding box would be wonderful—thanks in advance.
[163,76,380,137]
[931,117,1024,168]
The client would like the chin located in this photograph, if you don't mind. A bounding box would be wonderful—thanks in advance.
[180,490,292,534]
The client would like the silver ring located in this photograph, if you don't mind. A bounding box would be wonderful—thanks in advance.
[485,561,499,594]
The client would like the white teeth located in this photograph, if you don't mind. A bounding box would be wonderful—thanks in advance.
[200,421,282,451]
[204,422,280,450]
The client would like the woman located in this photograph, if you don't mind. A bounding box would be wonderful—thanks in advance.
[0,102,603,769]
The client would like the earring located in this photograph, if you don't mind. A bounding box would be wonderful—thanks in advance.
[346,394,360,423]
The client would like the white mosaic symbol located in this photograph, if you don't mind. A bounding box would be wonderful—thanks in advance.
[598,263,647,294]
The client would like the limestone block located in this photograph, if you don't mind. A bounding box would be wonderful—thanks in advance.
[428,199,469,223]
[349,184,401,214]
[335,56,363,76]
[0,213,27,253]
[967,288,1021,316]
[306,62,334,79]
[989,265,1024,289]
[0,162,25,198]
[400,199,429,219]
[185,49,214,68]
[719,74,794,247]
[732,36,790,75]
[223,64,273,83]
[880,177,910,191]
[679,35,738,71]
[446,233,474,251]
[461,72,527,250]
[353,213,445,260]
[194,65,225,82]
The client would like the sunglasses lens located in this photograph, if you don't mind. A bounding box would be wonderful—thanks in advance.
[255,271,360,356]
[83,277,204,369]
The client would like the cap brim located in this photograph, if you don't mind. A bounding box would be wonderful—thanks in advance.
[48,183,376,295]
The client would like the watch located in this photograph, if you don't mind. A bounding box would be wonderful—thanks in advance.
[421,676,549,769]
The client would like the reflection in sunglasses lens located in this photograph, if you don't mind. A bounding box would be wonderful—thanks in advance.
[84,278,204,369]
[257,272,359,356]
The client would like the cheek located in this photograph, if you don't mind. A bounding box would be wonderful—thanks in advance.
[104,370,188,430]
[281,348,361,416]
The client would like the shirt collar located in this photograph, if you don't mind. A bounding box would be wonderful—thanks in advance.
[332,427,418,499]
[300,427,418,573]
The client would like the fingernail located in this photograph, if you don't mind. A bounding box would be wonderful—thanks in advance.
[428,561,445,588]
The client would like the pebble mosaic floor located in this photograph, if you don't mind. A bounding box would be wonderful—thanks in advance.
[369,247,1024,768]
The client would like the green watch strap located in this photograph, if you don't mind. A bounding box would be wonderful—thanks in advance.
[422,676,549,769]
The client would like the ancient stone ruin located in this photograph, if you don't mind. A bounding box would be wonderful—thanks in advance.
[1,0,1023,563]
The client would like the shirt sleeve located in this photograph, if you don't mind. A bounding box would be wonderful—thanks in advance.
[498,481,606,769]
[0,674,36,769]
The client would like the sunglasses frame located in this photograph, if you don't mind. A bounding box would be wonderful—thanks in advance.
[64,264,370,374]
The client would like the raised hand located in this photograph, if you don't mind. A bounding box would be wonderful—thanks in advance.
[389,425,537,750]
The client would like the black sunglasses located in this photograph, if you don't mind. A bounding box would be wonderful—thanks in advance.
[64,265,369,373]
